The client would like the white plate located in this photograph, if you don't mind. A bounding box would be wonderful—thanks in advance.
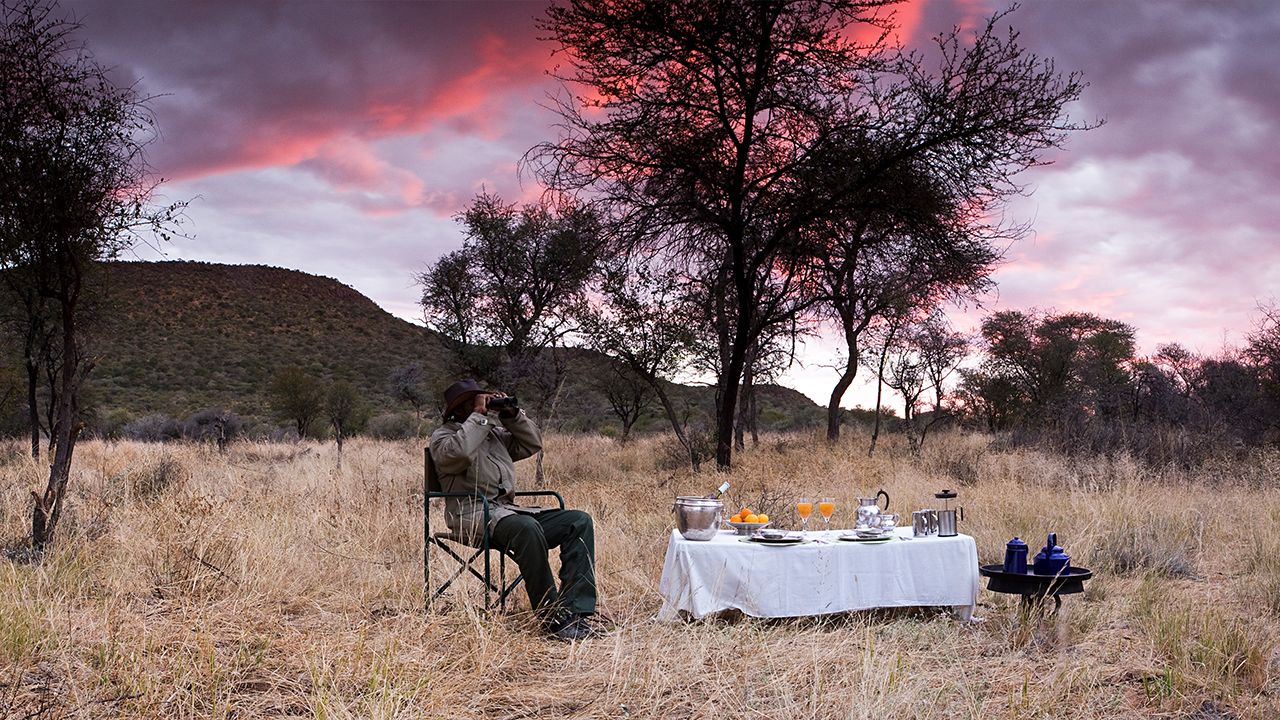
[838,533,893,543]
[740,535,805,545]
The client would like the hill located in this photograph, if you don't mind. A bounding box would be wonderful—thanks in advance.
[2,261,825,437]
[81,261,444,428]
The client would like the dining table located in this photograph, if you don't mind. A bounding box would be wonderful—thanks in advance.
[656,526,980,621]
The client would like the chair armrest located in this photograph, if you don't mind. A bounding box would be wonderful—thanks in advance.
[513,490,565,509]
[427,491,490,501]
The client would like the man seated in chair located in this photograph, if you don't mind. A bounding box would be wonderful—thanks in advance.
[429,379,601,641]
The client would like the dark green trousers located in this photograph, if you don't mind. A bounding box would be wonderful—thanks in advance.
[491,509,596,617]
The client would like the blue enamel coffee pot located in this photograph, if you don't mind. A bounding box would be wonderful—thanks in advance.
[1003,537,1028,573]
[1032,533,1070,575]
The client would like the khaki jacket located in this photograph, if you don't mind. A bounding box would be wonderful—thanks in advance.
[428,409,544,540]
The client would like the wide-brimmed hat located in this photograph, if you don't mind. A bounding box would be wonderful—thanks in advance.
[442,379,486,418]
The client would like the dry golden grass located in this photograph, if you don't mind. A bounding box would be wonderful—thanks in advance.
[1,431,1278,719]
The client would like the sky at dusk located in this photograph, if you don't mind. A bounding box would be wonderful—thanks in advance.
[58,0,1280,408]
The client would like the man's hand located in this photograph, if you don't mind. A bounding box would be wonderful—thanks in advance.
[472,391,509,414]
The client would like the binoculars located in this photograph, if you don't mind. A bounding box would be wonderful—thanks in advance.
[488,395,519,411]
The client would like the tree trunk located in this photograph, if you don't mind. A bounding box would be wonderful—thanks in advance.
[826,332,861,442]
[32,293,82,554]
[868,399,884,457]
[716,353,746,470]
[868,362,889,458]
[735,355,756,451]
[25,354,40,460]
[650,379,699,471]
[734,392,746,451]
[868,327,897,458]
[42,357,60,460]
[903,403,921,457]
[715,292,753,469]
[620,408,637,444]
[826,364,857,442]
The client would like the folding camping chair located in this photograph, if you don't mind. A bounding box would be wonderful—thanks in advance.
[423,447,564,611]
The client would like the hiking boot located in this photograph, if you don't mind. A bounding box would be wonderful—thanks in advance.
[571,613,611,638]
[547,613,593,641]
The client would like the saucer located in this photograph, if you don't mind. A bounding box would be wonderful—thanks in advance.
[741,535,805,545]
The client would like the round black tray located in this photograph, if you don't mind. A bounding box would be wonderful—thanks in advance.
[979,565,1093,607]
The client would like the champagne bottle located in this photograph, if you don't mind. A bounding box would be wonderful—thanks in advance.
[707,481,730,499]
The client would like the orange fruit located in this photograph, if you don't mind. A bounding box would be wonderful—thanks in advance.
[740,507,751,518]
[744,513,760,523]
[730,514,743,523]
[757,514,769,523]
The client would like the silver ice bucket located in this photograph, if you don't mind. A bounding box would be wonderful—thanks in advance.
[673,496,723,541]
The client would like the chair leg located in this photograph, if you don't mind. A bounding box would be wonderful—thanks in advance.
[428,539,504,602]
[429,543,482,602]
[425,534,523,614]
[483,533,493,611]
[498,570,524,607]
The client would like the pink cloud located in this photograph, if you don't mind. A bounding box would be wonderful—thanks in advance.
[66,0,556,185]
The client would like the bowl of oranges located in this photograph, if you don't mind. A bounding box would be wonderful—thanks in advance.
[727,507,771,535]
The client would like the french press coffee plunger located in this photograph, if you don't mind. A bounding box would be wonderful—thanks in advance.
[935,489,964,537]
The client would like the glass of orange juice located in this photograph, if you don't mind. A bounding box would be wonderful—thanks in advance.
[796,497,813,535]
[818,497,836,533]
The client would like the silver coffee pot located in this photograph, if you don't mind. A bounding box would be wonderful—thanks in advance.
[935,489,964,537]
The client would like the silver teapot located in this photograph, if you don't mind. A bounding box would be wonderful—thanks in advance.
[855,490,890,528]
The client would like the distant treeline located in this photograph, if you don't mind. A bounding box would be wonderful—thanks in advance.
[882,306,1280,466]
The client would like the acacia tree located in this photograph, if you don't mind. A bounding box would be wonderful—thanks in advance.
[862,294,912,456]
[874,309,969,455]
[916,311,969,434]
[417,192,600,417]
[326,379,363,454]
[268,366,324,439]
[977,310,1137,427]
[577,260,706,468]
[1245,301,1280,417]
[821,215,995,442]
[2,0,183,553]
[533,0,1089,468]
[0,274,52,457]
[387,364,432,419]
[599,363,653,444]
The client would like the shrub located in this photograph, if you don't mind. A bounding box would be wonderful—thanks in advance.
[366,412,420,440]
[129,454,190,499]
[91,407,134,439]
[183,408,244,445]
[121,414,181,442]
[655,426,713,471]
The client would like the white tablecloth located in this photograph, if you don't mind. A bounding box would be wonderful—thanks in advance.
[657,527,979,621]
